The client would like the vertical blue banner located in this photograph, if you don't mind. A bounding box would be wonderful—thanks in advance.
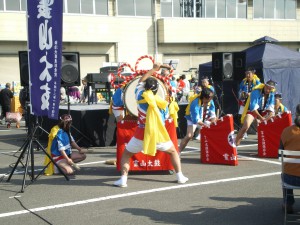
[27,0,63,119]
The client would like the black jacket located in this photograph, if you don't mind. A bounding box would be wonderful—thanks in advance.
[0,88,13,106]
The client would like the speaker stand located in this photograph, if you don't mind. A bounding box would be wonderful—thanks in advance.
[65,90,93,146]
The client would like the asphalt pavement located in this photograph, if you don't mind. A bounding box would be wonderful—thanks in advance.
[0,120,293,225]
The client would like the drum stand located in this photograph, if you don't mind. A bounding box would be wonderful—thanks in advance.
[7,116,69,193]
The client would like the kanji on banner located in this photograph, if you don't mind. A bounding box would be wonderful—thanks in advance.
[201,114,238,166]
[116,119,177,171]
[257,112,292,158]
[27,0,63,119]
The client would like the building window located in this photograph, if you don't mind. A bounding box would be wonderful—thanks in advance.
[21,0,26,11]
[64,0,108,15]
[253,0,296,19]
[0,1,3,11]
[117,0,152,16]
[5,0,20,11]
[161,0,247,18]
[82,0,94,14]
[66,0,80,13]
[95,0,108,15]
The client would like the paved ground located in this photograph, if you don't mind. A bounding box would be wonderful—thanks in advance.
[0,120,294,225]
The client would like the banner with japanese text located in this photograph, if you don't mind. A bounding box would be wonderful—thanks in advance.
[257,112,292,158]
[27,0,63,119]
[201,114,238,166]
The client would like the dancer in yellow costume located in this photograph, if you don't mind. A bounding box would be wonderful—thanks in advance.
[114,63,188,187]
[235,80,276,146]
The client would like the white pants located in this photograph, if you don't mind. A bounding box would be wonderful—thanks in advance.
[126,137,173,154]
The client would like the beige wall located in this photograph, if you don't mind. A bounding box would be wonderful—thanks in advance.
[158,18,300,43]
[1,1,300,85]
[0,12,155,84]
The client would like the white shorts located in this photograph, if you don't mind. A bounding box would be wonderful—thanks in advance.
[238,105,245,115]
[126,137,174,154]
[187,119,201,131]
[112,109,124,118]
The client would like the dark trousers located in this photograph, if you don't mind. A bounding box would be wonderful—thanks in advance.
[282,173,300,205]
[1,104,10,119]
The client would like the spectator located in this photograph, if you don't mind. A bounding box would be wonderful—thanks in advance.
[67,86,81,103]
[280,104,300,214]
[0,83,13,125]
[181,74,190,102]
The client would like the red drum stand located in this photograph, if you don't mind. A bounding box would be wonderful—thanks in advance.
[201,114,238,166]
[116,119,178,171]
[257,112,292,158]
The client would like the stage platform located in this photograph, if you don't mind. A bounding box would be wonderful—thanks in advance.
[39,102,116,147]
[59,103,110,111]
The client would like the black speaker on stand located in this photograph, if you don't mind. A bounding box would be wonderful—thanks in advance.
[18,51,30,87]
[18,51,81,87]
[211,52,239,124]
[212,52,233,81]
[233,52,246,81]
[61,52,81,87]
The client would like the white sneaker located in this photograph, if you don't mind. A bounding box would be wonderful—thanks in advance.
[177,176,189,184]
[242,133,248,140]
[195,134,200,141]
[114,178,128,187]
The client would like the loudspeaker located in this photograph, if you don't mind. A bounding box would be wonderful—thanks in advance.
[18,51,29,87]
[18,51,81,87]
[233,52,246,81]
[61,52,81,86]
[212,52,233,81]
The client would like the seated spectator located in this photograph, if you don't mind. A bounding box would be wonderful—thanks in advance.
[280,104,300,214]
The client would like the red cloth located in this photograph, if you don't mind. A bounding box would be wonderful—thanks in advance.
[257,112,292,158]
[116,119,177,171]
[177,80,185,90]
[201,115,238,166]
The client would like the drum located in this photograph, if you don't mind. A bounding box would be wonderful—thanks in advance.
[123,76,168,117]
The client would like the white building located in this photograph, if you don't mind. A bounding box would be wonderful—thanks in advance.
[0,0,300,85]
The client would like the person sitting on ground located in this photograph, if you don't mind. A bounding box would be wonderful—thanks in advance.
[179,88,217,152]
[114,63,188,187]
[50,114,87,175]
[280,104,300,214]
[235,79,276,146]
[274,93,288,115]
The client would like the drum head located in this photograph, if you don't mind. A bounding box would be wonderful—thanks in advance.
[123,76,167,117]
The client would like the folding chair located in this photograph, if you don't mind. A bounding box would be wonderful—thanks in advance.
[279,149,300,225]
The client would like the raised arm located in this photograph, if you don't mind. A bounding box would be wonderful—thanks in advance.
[139,63,161,83]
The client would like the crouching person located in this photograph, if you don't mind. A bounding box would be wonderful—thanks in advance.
[50,114,87,175]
